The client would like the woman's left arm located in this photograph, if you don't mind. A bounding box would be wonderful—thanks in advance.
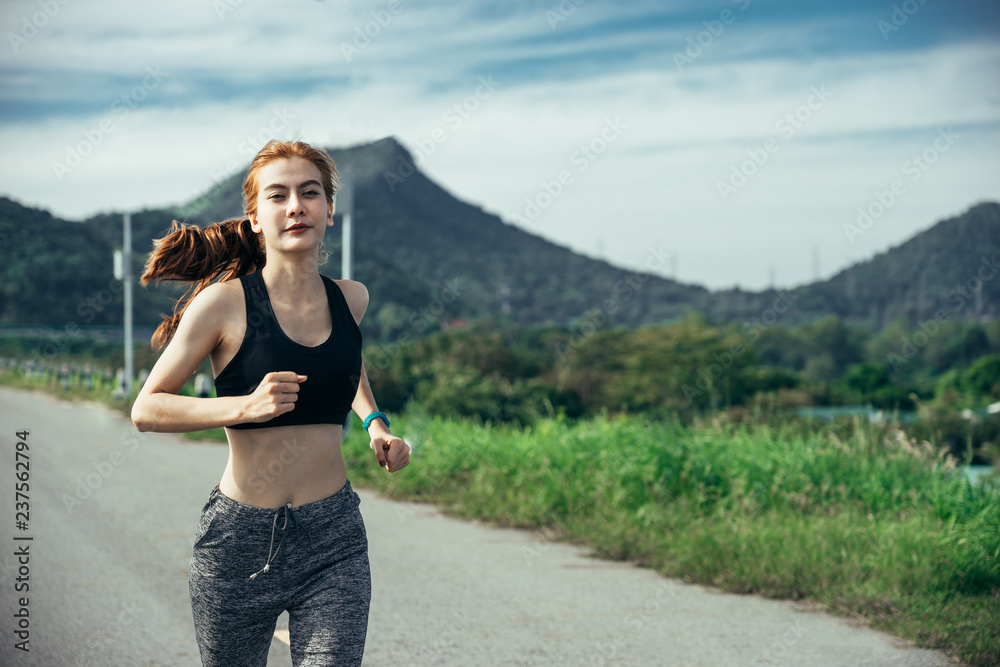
[351,361,410,472]
[338,278,410,473]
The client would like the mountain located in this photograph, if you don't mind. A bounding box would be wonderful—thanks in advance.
[0,197,181,331]
[0,136,997,340]
[798,202,1000,326]
[174,137,712,331]
[176,137,999,329]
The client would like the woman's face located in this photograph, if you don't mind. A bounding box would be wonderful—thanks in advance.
[249,157,333,256]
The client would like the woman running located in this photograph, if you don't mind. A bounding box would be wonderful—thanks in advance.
[131,139,409,666]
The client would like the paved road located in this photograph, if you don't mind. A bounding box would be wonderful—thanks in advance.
[0,387,955,666]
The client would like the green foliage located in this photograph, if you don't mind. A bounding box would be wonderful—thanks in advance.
[343,412,1000,666]
[789,316,869,381]
[354,312,1000,471]
[0,335,166,376]
[936,354,1000,405]
[2,183,997,459]
[839,362,919,410]
[744,366,800,394]
[963,354,1000,400]
[871,319,1000,384]
[556,314,759,415]
[845,362,891,394]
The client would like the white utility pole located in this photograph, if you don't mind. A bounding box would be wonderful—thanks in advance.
[123,212,133,396]
[338,168,354,280]
[334,169,355,435]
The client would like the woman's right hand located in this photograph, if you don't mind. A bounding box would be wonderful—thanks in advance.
[242,371,307,423]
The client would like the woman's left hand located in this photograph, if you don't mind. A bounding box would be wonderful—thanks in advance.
[371,434,410,472]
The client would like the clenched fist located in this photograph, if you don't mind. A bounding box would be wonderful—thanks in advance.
[371,435,410,472]
[243,371,306,423]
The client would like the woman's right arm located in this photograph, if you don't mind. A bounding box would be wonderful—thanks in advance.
[130,283,303,433]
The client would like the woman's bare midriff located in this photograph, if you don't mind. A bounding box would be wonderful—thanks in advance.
[218,423,348,509]
[204,278,352,509]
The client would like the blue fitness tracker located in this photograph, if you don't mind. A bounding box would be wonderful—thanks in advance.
[362,411,390,432]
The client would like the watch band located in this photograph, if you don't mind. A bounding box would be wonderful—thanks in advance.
[362,411,390,432]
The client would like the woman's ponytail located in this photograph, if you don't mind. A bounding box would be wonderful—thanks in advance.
[140,217,265,350]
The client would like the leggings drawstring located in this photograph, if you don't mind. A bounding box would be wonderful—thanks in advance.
[248,502,314,581]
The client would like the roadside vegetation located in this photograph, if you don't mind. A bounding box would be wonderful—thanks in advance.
[1,316,998,665]
[340,409,999,667]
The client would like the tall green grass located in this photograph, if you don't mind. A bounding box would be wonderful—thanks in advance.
[7,368,996,663]
[343,409,1000,666]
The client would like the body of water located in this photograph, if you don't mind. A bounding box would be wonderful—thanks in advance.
[794,405,920,424]
[963,465,997,486]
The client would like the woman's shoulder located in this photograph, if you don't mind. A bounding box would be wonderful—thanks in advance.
[166,277,246,349]
[185,277,245,322]
[332,278,367,297]
[331,279,369,324]
[198,276,245,302]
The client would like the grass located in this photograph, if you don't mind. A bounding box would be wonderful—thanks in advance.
[5,369,998,664]
[341,408,999,666]
[0,366,141,408]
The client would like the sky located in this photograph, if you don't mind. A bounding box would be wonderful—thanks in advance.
[1,0,998,291]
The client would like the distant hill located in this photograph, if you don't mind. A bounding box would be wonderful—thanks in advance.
[799,201,1000,326]
[174,137,712,331]
[0,136,997,341]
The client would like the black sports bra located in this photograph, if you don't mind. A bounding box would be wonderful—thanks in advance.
[214,271,363,429]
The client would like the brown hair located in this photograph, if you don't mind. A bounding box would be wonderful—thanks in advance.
[140,140,340,350]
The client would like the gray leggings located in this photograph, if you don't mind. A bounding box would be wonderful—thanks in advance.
[188,480,371,667]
